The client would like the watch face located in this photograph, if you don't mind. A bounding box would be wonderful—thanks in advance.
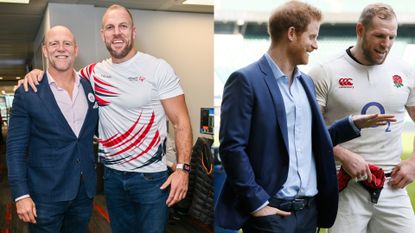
[183,164,191,172]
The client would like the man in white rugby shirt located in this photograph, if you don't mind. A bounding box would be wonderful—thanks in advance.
[22,4,192,233]
[309,3,415,233]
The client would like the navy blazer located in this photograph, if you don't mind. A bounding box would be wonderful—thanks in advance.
[7,74,98,202]
[215,56,360,230]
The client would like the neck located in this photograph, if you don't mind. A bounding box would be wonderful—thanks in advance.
[268,45,296,83]
[112,48,137,64]
[48,68,75,85]
[48,68,76,97]
[350,44,366,65]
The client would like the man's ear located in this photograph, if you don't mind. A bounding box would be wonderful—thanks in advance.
[287,26,296,42]
[74,44,79,58]
[42,45,48,59]
[100,28,105,42]
[356,23,364,38]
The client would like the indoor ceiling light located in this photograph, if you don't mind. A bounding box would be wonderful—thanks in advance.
[16,77,21,79]
[0,77,3,80]
[0,0,29,3]
[182,0,213,6]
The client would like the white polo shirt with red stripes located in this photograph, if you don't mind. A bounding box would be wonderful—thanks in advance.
[79,52,183,173]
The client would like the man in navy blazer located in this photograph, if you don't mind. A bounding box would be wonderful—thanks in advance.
[215,2,395,233]
[7,26,98,233]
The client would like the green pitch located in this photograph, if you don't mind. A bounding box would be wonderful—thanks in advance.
[402,132,415,208]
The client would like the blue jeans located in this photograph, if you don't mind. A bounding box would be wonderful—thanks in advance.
[103,167,169,233]
[29,179,93,233]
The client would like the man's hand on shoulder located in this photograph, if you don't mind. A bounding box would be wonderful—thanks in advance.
[16,197,37,224]
[390,157,415,188]
[17,69,44,92]
[160,169,189,207]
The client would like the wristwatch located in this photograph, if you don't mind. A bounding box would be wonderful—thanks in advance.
[176,163,191,172]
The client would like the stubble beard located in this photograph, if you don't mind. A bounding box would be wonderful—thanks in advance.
[105,37,133,60]
[362,35,387,65]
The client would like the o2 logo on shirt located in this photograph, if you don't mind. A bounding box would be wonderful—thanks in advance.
[361,102,391,132]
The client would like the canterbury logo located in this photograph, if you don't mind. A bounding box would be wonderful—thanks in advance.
[338,77,354,88]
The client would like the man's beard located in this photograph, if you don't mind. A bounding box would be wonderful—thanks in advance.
[105,38,133,59]
[362,34,387,65]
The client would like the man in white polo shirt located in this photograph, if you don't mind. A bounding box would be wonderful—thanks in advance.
[309,3,415,233]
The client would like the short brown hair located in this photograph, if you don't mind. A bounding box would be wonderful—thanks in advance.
[358,3,396,28]
[268,1,322,42]
[102,4,134,28]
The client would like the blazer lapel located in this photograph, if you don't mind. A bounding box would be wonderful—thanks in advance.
[78,78,96,137]
[37,73,76,138]
[298,75,320,120]
[258,55,289,151]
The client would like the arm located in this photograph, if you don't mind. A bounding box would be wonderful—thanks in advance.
[159,95,192,207]
[219,73,271,214]
[6,88,37,223]
[333,113,396,182]
[19,69,44,92]
[326,110,396,146]
[20,64,94,92]
[389,105,415,188]
[328,113,396,182]
[333,145,372,182]
[319,104,372,181]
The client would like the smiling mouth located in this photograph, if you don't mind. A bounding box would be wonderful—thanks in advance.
[55,55,69,59]
[374,49,387,56]
[112,39,125,45]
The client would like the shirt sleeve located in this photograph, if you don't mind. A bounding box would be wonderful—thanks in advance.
[404,65,415,107]
[155,59,184,100]
[251,201,269,214]
[15,194,30,202]
[78,63,96,82]
[308,63,331,109]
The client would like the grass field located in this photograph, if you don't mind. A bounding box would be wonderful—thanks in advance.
[401,132,415,207]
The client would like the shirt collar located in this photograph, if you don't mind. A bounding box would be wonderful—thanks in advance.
[264,53,301,80]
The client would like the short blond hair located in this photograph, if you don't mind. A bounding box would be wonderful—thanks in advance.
[102,4,134,28]
[358,3,396,29]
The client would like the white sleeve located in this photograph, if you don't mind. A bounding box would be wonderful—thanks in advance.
[155,59,184,100]
[308,63,331,109]
[404,65,415,107]
[15,194,30,202]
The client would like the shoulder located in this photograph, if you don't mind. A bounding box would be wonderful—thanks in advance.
[309,52,346,74]
[384,55,414,74]
[308,52,348,85]
[79,63,98,80]
[300,72,313,83]
[230,60,262,81]
[136,52,163,65]
[79,76,92,87]
[134,52,174,74]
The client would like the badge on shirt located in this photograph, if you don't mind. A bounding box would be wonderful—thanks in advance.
[88,93,95,103]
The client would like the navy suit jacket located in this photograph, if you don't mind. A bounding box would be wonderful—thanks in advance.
[7,74,98,202]
[215,56,360,230]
